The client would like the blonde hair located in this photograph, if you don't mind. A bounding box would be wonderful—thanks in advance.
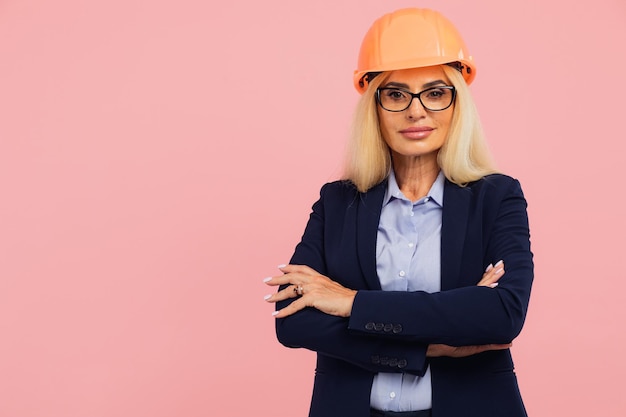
[342,65,498,192]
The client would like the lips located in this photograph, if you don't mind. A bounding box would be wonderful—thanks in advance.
[399,126,434,139]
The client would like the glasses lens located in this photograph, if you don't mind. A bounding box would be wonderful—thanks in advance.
[378,88,411,111]
[420,87,454,111]
[377,87,455,112]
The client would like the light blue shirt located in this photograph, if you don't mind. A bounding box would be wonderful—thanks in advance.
[370,169,444,412]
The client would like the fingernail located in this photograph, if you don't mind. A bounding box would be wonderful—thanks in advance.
[495,260,503,267]
[263,277,272,283]
[264,294,272,301]
[271,311,280,316]
[489,283,499,288]
[277,264,287,268]
[485,263,493,272]
[495,268,503,275]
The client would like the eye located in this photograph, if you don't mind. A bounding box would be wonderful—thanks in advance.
[424,88,449,100]
[383,88,409,101]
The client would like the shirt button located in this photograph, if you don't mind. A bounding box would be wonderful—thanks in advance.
[398,270,406,277]
[424,197,430,202]
[410,212,415,217]
[408,242,414,248]
[390,392,396,399]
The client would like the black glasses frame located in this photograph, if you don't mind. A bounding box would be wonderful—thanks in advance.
[375,86,456,112]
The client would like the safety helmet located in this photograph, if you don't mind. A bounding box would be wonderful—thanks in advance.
[354,8,476,94]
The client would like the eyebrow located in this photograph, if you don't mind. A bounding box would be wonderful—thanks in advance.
[383,79,448,90]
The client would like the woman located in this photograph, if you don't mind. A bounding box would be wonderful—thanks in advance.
[264,8,533,417]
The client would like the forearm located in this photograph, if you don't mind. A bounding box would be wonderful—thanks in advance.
[349,270,531,346]
[276,306,428,375]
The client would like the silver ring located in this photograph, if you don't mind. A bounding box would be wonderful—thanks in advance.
[295,285,304,296]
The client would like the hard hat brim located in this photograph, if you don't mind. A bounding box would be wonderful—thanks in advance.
[354,57,476,94]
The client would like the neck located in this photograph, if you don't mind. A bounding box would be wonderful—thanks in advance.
[392,153,440,202]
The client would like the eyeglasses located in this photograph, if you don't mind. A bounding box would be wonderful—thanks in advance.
[376,86,456,112]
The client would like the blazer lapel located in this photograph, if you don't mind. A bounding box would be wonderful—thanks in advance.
[441,180,472,290]
[356,181,386,290]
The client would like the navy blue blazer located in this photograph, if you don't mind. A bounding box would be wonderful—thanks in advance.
[276,174,533,417]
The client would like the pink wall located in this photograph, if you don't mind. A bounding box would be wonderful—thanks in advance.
[1,0,625,416]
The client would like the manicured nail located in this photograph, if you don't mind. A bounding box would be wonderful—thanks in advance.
[495,260,503,267]
[271,311,280,316]
[277,264,287,268]
[485,263,493,272]
[263,277,272,283]
[264,294,272,301]
[489,283,499,288]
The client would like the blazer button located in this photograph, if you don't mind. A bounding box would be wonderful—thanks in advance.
[380,356,389,365]
[388,358,398,367]
[365,322,375,330]
[374,323,384,331]
[371,355,380,364]
[397,359,408,368]
[383,323,393,332]
[392,324,403,333]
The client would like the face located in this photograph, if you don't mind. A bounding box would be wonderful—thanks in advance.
[377,65,454,163]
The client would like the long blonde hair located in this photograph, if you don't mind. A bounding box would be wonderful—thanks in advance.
[342,65,497,192]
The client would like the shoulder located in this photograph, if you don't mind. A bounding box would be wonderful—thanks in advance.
[470,173,519,188]
[317,179,386,205]
[444,174,527,214]
[464,173,526,198]
[319,179,359,195]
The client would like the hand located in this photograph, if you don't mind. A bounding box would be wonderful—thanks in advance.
[427,343,512,358]
[477,260,505,288]
[427,260,507,357]
[264,264,357,319]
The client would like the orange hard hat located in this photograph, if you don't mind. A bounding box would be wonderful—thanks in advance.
[354,8,476,93]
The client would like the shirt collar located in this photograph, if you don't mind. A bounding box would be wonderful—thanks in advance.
[383,169,445,207]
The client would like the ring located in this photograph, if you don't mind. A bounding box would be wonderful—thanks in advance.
[295,285,304,296]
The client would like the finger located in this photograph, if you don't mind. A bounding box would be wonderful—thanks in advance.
[262,272,307,287]
[477,265,494,286]
[487,343,512,350]
[477,260,505,287]
[477,270,503,287]
[265,284,300,303]
[279,264,318,276]
[478,269,503,286]
[272,297,309,319]
[492,259,505,278]
[263,275,286,287]
[468,343,512,355]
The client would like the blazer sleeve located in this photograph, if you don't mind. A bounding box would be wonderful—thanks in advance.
[348,177,534,346]
[275,183,429,376]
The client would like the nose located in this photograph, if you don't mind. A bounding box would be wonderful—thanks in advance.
[405,97,427,120]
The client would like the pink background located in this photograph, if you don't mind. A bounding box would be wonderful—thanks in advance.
[1,0,625,416]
